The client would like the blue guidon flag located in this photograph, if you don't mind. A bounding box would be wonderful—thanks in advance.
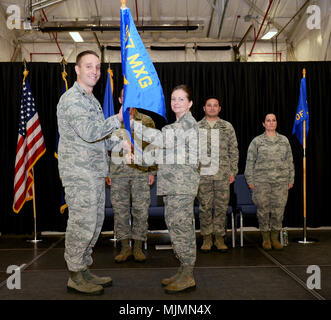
[103,67,115,119]
[292,73,309,145]
[120,4,167,145]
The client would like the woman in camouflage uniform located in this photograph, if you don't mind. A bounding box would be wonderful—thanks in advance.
[245,113,294,251]
[132,85,199,293]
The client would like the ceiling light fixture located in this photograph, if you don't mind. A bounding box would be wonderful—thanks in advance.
[69,32,84,42]
[261,28,278,40]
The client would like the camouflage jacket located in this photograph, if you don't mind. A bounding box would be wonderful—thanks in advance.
[198,117,239,180]
[133,111,200,196]
[110,110,157,178]
[244,132,295,185]
[57,81,121,184]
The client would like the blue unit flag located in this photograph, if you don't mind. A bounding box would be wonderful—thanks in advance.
[103,68,115,118]
[292,76,309,145]
[120,6,167,143]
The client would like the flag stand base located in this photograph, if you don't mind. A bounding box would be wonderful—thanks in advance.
[294,238,318,244]
[26,231,43,243]
[26,239,42,243]
[297,238,318,244]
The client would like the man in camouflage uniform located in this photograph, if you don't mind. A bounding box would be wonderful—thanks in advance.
[110,90,156,263]
[198,97,239,252]
[244,113,294,250]
[57,51,123,295]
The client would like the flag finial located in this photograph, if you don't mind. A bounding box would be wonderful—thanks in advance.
[303,68,306,78]
[23,59,29,84]
[61,57,67,69]
[121,0,127,9]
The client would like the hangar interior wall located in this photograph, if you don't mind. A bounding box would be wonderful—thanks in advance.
[0,1,330,63]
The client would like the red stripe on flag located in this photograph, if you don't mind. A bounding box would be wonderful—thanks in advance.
[13,79,46,214]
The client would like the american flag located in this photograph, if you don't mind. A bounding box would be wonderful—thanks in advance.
[13,77,46,213]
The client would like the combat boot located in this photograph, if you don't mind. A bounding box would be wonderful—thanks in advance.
[115,239,133,263]
[261,231,272,251]
[133,240,147,262]
[214,235,228,252]
[271,231,283,250]
[200,234,213,252]
[67,271,104,295]
[164,266,196,294]
[82,269,112,287]
[161,265,183,286]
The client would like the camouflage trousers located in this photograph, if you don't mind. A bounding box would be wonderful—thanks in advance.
[111,176,150,241]
[64,176,105,272]
[197,177,230,237]
[252,182,289,232]
[164,195,196,267]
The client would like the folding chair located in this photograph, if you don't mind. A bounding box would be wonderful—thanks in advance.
[227,205,235,248]
[233,174,257,247]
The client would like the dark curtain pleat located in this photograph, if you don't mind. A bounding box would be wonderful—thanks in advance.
[0,61,330,234]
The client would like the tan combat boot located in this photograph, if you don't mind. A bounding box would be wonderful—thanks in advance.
[82,269,112,287]
[271,231,283,250]
[214,235,228,252]
[164,266,196,294]
[67,271,104,295]
[200,234,213,252]
[133,240,147,262]
[161,265,183,287]
[261,231,272,251]
[115,239,133,263]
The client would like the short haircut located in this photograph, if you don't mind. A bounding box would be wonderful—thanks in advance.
[205,96,220,105]
[76,50,99,66]
[172,84,193,102]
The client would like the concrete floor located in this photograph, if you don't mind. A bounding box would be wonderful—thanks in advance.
[0,229,330,315]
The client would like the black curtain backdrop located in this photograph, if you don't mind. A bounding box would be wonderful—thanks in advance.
[0,61,330,234]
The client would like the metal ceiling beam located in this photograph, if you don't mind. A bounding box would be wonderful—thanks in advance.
[248,0,274,57]
[218,0,229,39]
[195,45,231,50]
[276,0,311,40]
[275,0,311,57]
[31,0,59,8]
[207,0,216,38]
[206,0,228,38]
[41,8,63,57]
[233,24,253,61]
[93,0,100,18]
[237,24,254,49]
[243,0,285,35]
[105,44,232,51]
[31,0,65,17]
[231,15,241,45]
[11,42,22,62]
[38,21,204,32]
[20,39,236,45]
[93,32,104,62]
